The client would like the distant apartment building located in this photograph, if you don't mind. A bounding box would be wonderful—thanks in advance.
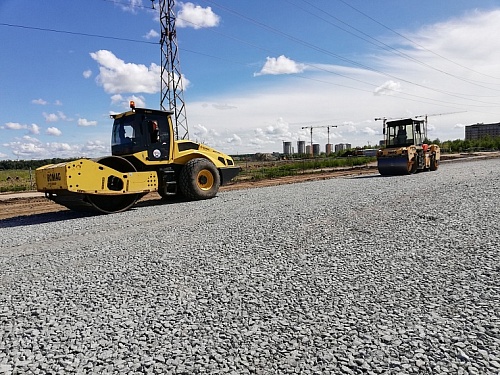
[335,143,351,153]
[465,122,500,140]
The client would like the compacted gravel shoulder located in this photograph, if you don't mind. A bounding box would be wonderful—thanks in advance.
[0,158,499,374]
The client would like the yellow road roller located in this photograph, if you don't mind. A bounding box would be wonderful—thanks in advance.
[377,118,440,176]
[36,103,240,213]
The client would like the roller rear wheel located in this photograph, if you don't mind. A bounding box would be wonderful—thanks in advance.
[179,158,220,200]
[430,155,439,171]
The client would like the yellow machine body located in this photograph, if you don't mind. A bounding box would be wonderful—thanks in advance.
[377,118,440,176]
[36,159,158,195]
[36,106,240,213]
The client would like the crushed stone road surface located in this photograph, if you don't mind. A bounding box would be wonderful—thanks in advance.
[0,157,499,374]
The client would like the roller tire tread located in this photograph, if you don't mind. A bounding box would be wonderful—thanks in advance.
[430,155,439,171]
[179,158,220,200]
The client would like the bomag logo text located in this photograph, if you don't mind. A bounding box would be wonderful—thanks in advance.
[47,172,61,182]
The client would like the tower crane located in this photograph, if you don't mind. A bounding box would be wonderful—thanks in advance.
[414,111,466,138]
[301,125,338,155]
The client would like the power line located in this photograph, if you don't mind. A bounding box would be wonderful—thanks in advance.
[101,0,157,11]
[180,46,496,112]
[3,3,499,114]
[334,0,500,81]
[177,6,500,110]
[201,0,500,105]
[0,22,157,45]
[4,17,497,108]
[289,0,500,92]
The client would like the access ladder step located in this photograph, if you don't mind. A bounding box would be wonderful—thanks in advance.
[161,168,177,195]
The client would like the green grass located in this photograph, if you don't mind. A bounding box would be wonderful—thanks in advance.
[0,169,35,193]
[237,156,375,181]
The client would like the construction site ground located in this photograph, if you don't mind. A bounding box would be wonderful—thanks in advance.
[1,151,498,221]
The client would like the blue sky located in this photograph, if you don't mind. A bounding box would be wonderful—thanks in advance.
[2,0,500,159]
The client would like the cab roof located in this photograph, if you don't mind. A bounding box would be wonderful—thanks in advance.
[386,118,424,127]
[110,107,175,120]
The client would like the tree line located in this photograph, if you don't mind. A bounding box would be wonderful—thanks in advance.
[428,136,500,153]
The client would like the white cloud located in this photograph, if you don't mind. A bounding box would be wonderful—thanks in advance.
[361,127,377,136]
[111,94,146,109]
[144,29,159,39]
[110,94,124,104]
[263,118,292,138]
[4,122,40,135]
[212,103,237,110]
[29,124,40,135]
[191,123,221,144]
[3,138,106,159]
[43,113,59,122]
[116,0,143,13]
[57,111,68,121]
[90,50,161,94]
[254,55,305,76]
[78,118,98,127]
[54,100,63,106]
[408,10,500,64]
[82,140,107,154]
[193,123,208,137]
[226,134,242,145]
[22,135,40,143]
[5,122,25,130]
[374,80,401,96]
[46,127,62,136]
[9,142,46,157]
[46,142,73,152]
[177,3,220,29]
[32,98,47,105]
[83,70,92,79]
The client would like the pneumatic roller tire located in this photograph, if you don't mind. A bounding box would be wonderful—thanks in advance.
[409,157,418,174]
[430,155,439,171]
[179,158,220,200]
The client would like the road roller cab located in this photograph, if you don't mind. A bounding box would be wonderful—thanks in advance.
[377,118,440,176]
[35,102,240,214]
[111,102,173,163]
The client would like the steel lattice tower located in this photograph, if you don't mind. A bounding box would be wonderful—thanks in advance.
[160,0,189,140]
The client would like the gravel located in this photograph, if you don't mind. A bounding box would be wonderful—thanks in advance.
[0,157,499,374]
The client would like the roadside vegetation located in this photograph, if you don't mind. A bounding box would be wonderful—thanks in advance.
[236,156,375,181]
[0,158,71,193]
[0,169,36,193]
[432,136,500,153]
